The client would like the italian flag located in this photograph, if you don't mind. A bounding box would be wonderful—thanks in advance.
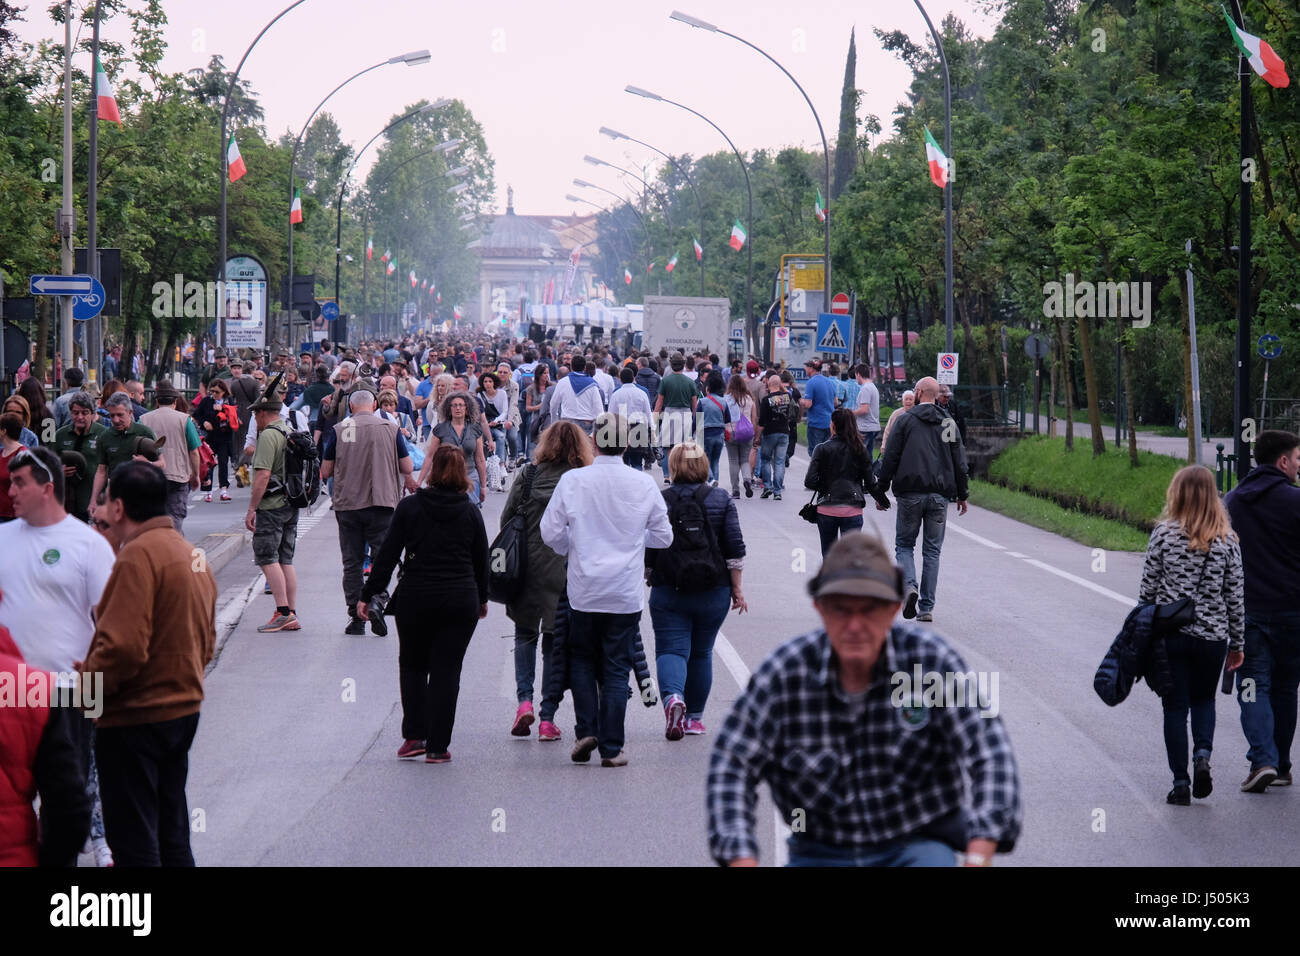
[226,134,247,183]
[453,305,463,320]
[290,188,303,224]
[410,270,417,287]
[386,260,396,276]
[624,268,632,285]
[729,219,746,251]
[693,237,703,261]
[814,188,826,223]
[381,248,392,263]
[666,253,678,272]
[924,128,949,188]
[1224,6,1290,88]
[95,58,121,124]
[436,291,441,303]
[366,237,373,261]
[422,279,428,290]
[648,261,656,273]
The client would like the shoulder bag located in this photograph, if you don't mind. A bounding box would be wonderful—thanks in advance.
[487,464,537,604]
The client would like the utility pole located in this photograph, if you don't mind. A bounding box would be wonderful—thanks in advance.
[88,0,103,378]
[60,1,76,376]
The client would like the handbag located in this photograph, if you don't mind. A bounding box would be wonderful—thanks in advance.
[197,439,216,481]
[1154,550,1212,633]
[487,464,536,604]
[734,410,754,444]
[798,492,819,524]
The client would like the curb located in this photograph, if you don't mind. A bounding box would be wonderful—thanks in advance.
[194,528,251,577]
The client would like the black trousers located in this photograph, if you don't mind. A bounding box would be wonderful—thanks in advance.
[94,712,200,867]
[207,430,232,488]
[396,595,479,753]
[338,506,394,615]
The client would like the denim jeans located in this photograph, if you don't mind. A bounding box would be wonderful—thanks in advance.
[806,425,830,459]
[787,835,955,867]
[505,424,521,460]
[567,608,640,758]
[894,492,949,612]
[760,433,789,493]
[519,408,532,457]
[1236,610,1300,774]
[488,425,506,460]
[861,430,878,460]
[514,624,562,721]
[649,585,731,717]
[703,429,725,483]
[816,512,864,558]
[1162,632,1227,786]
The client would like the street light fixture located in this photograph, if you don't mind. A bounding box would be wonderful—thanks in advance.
[565,194,641,291]
[447,182,469,195]
[625,84,755,353]
[669,10,832,313]
[600,126,706,296]
[287,50,433,321]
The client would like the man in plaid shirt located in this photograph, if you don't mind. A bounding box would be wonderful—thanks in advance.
[707,533,1021,866]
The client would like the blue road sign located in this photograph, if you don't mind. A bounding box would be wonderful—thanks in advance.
[1258,333,1282,360]
[321,301,340,321]
[29,273,93,295]
[815,312,850,355]
[72,277,107,321]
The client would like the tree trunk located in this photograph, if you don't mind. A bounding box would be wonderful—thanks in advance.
[1179,269,1195,463]
[1075,311,1107,456]
[1055,315,1075,452]
[1047,336,1058,438]
[33,296,51,382]
[1123,330,1139,467]
[956,290,979,400]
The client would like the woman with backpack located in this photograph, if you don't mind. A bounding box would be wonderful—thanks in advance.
[500,421,592,742]
[358,445,489,763]
[1138,464,1245,805]
[646,442,747,740]
[699,371,731,486]
[805,408,888,558]
[723,372,756,499]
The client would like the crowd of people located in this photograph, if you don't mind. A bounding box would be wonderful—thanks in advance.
[4,324,1300,869]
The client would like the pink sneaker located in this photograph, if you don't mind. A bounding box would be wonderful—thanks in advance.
[537,720,562,741]
[511,700,535,736]
[664,694,686,741]
[684,718,706,735]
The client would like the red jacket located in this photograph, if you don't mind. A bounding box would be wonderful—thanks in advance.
[0,626,90,866]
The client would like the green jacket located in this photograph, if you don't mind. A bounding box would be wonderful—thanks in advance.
[53,421,109,518]
[500,461,576,631]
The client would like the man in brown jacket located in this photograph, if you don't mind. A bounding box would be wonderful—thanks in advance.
[80,461,218,866]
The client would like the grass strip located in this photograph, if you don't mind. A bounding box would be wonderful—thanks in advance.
[968,479,1151,552]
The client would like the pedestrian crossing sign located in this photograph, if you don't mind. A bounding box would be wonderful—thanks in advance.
[815,312,850,355]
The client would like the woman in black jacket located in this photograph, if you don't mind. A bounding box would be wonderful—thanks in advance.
[806,407,889,558]
[359,444,489,764]
[193,377,237,501]
[646,441,747,741]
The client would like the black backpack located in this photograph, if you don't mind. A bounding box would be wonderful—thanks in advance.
[659,484,725,591]
[488,464,536,603]
[277,423,320,509]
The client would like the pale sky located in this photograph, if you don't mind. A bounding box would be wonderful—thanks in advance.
[15,0,994,216]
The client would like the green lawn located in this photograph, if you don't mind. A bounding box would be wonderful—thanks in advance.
[968,479,1151,552]
[987,435,1183,528]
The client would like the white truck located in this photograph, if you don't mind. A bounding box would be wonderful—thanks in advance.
[641,295,732,357]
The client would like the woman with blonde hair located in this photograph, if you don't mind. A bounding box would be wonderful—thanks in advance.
[0,395,38,448]
[1138,464,1244,806]
[500,421,593,740]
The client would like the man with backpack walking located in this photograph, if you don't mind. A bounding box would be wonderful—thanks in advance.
[246,377,304,633]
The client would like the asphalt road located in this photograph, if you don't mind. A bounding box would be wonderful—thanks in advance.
[186,444,1300,866]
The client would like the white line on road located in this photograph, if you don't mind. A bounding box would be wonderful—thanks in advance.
[1020,559,1133,607]
[716,632,788,868]
[945,523,1007,550]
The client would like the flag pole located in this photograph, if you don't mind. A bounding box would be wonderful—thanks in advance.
[914,0,953,354]
[1229,0,1253,477]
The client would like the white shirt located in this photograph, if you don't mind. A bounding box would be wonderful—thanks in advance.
[609,381,653,427]
[0,515,116,672]
[245,406,309,450]
[540,457,673,614]
[593,368,617,404]
[550,375,606,423]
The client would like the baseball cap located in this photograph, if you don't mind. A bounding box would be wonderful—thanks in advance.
[807,533,904,603]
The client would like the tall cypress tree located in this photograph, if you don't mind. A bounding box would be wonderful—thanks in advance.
[831,28,858,199]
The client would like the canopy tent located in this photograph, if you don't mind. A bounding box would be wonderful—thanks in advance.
[527,304,629,331]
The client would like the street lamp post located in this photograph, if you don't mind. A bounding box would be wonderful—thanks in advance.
[625,86,754,354]
[566,193,641,292]
[286,49,430,340]
[670,11,831,311]
[601,127,706,297]
[912,0,954,353]
[584,155,672,232]
[218,0,308,349]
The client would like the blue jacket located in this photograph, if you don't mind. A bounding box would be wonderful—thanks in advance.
[1095,602,1173,706]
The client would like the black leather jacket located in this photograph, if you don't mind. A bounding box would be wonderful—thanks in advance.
[805,435,884,508]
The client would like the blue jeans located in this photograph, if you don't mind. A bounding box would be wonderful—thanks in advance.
[514,624,562,721]
[649,585,731,717]
[894,493,949,613]
[1163,632,1227,786]
[787,835,955,867]
[1236,610,1300,774]
[702,429,725,483]
[567,609,639,759]
[806,425,830,458]
[488,426,506,460]
[760,433,789,493]
[816,512,863,558]
[861,430,878,460]
[519,408,532,457]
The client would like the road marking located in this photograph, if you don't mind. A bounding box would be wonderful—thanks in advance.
[1005,551,1026,558]
[1021,559,1133,606]
[945,523,1006,550]
[716,632,788,868]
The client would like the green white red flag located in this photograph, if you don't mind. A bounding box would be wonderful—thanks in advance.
[226,135,247,183]
[409,270,417,288]
[666,253,678,272]
[729,219,746,251]
[381,248,391,263]
[366,237,373,261]
[624,268,632,285]
[290,188,303,224]
[924,128,949,188]
[386,260,396,276]
[693,238,703,261]
[647,262,655,273]
[1223,6,1290,88]
[814,188,826,223]
[95,58,121,124]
